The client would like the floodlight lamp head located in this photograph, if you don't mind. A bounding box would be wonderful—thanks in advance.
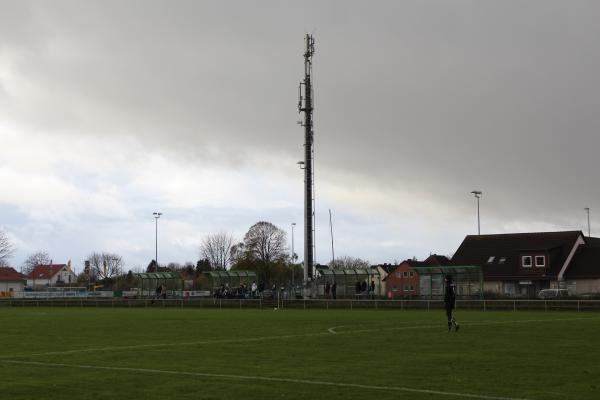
[471,190,482,198]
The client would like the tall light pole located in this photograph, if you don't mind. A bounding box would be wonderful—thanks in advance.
[329,209,335,267]
[291,222,296,286]
[585,207,591,237]
[153,212,162,272]
[471,191,482,235]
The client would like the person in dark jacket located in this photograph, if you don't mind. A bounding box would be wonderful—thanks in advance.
[331,281,337,299]
[444,275,459,332]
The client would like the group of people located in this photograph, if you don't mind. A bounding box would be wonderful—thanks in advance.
[213,281,263,299]
[323,281,337,299]
[355,279,376,298]
[150,284,167,304]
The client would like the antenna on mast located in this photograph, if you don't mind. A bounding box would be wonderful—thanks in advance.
[298,34,316,291]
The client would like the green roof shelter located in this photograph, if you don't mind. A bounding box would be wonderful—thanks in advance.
[411,265,483,299]
[134,272,184,298]
[203,270,257,292]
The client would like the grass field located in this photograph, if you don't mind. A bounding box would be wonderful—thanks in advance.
[1,307,599,400]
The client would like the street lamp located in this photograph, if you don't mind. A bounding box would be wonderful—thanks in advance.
[585,207,591,237]
[291,222,296,286]
[470,191,482,235]
[153,212,162,272]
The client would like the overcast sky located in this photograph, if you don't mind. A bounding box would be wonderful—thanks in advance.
[1,0,599,272]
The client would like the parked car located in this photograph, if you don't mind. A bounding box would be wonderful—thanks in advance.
[577,292,600,300]
[537,289,572,299]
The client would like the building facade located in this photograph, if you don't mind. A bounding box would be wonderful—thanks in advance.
[26,264,77,288]
[451,231,600,296]
[0,267,27,296]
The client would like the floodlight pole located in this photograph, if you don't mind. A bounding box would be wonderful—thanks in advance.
[585,207,591,237]
[291,222,296,286]
[329,209,335,268]
[471,191,482,235]
[153,212,162,272]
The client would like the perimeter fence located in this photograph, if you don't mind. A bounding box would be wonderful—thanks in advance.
[1,298,600,312]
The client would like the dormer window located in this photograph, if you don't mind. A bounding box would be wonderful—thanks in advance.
[487,256,495,264]
[535,255,545,268]
[522,256,532,268]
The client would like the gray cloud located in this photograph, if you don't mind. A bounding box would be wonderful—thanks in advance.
[1,0,599,265]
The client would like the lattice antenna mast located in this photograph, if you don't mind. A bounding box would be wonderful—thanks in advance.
[298,34,315,285]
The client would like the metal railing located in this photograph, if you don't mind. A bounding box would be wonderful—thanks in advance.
[1,298,600,311]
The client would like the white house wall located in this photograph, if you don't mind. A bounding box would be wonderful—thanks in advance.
[565,279,600,294]
[0,281,24,293]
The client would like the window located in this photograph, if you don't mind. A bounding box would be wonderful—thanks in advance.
[409,271,414,277]
[487,256,495,264]
[392,284,397,290]
[535,255,545,268]
[403,271,409,278]
[403,285,410,291]
[522,256,532,268]
[498,257,507,264]
[396,272,401,278]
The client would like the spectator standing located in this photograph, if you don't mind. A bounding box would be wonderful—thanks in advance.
[444,275,459,332]
[251,281,257,299]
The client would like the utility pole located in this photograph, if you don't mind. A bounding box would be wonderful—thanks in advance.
[298,34,315,289]
[585,207,591,237]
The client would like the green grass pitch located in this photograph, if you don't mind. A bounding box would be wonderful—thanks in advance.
[0,307,599,400]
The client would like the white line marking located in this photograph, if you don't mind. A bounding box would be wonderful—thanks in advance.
[327,325,344,334]
[0,359,532,400]
[1,316,598,359]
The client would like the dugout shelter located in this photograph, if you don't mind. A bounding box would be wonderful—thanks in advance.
[412,265,483,299]
[134,272,184,298]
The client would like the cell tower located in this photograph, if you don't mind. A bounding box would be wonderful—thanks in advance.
[298,34,315,286]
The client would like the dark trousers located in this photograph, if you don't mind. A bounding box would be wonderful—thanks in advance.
[445,305,454,323]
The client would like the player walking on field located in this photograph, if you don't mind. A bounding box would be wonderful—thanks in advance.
[444,274,459,332]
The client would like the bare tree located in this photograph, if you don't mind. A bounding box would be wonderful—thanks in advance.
[199,231,236,270]
[22,251,51,274]
[329,255,370,269]
[87,252,124,280]
[0,229,15,267]
[244,221,287,266]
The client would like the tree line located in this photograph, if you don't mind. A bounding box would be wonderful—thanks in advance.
[0,222,370,287]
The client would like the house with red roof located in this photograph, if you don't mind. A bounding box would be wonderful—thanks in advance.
[0,267,27,296]
[26,263,77,288]
[382,255,449,299]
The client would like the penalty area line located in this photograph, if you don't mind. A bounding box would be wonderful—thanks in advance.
[0,359,532,400]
